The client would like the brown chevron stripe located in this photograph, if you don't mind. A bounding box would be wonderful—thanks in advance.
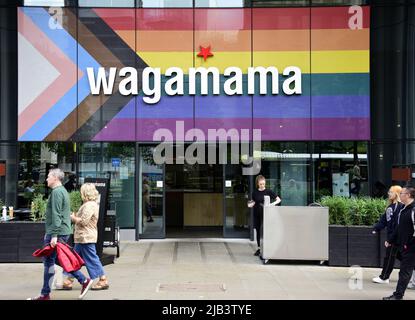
[46,9,129,141]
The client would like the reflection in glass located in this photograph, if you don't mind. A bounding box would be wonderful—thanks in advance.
[312,141,368,201]
[139,0,192,7]
[259,142,310,206]
[139,145,164,238]
[195,0,247,7]
[224,161,250,238]
[18,142,76,208]
[23,0,70,6]
[79,0,135,7]
[78,142,135,228]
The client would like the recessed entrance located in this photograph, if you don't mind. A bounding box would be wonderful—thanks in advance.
[137,144,251,239]
[165,164,223,238]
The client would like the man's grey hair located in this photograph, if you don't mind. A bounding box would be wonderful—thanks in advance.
[49,168,65,182]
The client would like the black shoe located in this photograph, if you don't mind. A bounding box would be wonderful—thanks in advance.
[147,218,154,222]
[254,249,260,256]
[382,294,402,300]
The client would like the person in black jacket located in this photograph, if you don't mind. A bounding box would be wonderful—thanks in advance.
[383,186,415,300]
[248,175,281,257]
[372,185,404,284]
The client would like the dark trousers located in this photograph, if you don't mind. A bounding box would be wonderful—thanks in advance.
[394,250,415,298]
[254,213,263,248]
[380,245,398,280]
[41,234,86,296]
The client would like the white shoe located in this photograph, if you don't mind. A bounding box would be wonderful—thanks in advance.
[407,283,415,289]
[372,276,389,284]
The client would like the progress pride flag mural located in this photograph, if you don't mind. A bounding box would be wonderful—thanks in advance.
[17,6,369,142]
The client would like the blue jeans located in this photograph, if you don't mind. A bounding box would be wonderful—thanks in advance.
[64,243,105,280]
[41,234,87,296]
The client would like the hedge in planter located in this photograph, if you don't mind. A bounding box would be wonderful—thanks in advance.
[319,196,387,267]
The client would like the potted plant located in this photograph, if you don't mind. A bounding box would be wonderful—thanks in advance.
[319,196,350,266]
[319,196,387,267]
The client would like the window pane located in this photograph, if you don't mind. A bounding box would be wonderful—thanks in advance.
[79,0,135,7]
[139,0,193,7]
[76,8,136,141]
[195,0,250,7]
[312,141,368,200]
[18,142,76,208]
[259,142,311,206]
[252,0,310,7]
[78,142,136,228]
[18,7,77,141]
[253,7,311,140]
[23,0,75,6]
[311,6,370,140]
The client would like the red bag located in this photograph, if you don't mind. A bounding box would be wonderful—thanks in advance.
[55,242,85,273]
[32,245,55,258]
[32,242,85,273]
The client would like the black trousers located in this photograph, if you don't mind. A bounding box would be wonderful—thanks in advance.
[394,250,415,298]
[254,213,263,248]
[380,245,398,280]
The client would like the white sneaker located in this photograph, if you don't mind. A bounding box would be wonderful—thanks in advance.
[372,276,389,284]
[407,283,415,289]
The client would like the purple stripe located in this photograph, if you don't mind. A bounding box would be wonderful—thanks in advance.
[115,95,369,119]
[93,119,135,141]
[137,96,193,118]
[312,118,370,140]
[137,118,194,141]
[114,99,135,119]
[94,118,370,141]
[253,118,311,140]
[312,96,370,118]
[195,96,251,118]
[195,118,253,141]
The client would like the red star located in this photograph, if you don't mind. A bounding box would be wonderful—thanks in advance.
[197,45,214,61]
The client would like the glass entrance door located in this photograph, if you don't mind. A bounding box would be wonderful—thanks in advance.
[223,163,251,238]
[137,145,165,239]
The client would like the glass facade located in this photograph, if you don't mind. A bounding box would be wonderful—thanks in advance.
[4,0,413,240]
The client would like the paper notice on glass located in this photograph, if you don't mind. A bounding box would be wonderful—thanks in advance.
[225,180,232,187]
[120,166,128,180]
[157,181,163,188]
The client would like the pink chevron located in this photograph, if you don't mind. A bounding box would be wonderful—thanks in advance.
[18,9,83,139]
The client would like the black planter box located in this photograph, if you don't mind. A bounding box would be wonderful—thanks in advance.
[348,226,380,267]
[0,222,44,263]
[329,225,348,266]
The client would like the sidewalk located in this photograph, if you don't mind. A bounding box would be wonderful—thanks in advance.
[1,239,414,300]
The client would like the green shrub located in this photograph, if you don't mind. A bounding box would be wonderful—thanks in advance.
[30,194,47,222]
[69,191,82,213]
[318,196,388,226]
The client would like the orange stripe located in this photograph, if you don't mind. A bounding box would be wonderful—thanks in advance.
[121,28,368,52]
[253,30,309,51]
[311,28,369,51]
[114,30,135,51]
[195,30,250,52]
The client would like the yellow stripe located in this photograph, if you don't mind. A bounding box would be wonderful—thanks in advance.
[137,50,369,74]
[138,52,193,73]
[311,50,369,73]
[253,52,310,73]
[195,52,251,72]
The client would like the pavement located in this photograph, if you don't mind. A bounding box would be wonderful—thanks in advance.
[1,239,414,300]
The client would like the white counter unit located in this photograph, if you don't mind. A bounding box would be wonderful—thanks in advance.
[261,206,329,262]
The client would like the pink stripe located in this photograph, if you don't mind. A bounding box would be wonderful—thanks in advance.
[18,9,80,139]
